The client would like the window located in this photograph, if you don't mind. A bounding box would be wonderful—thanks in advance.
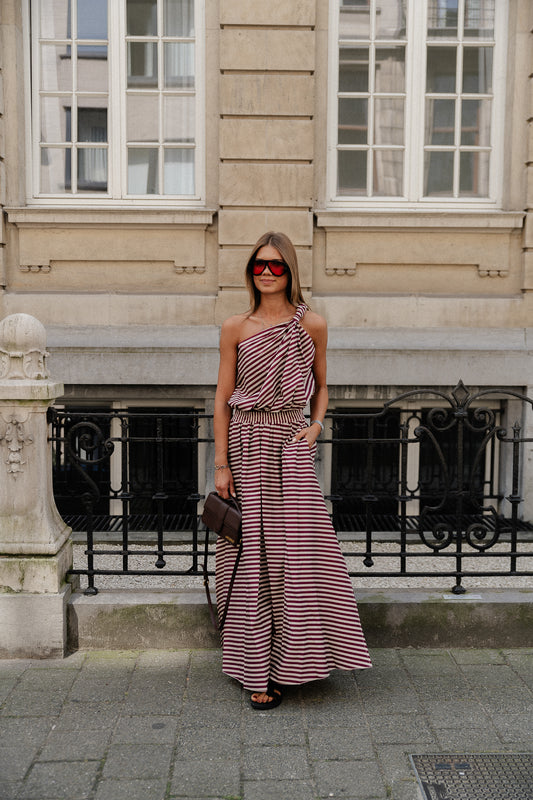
[328,0,506,205]
[30,0,204,201]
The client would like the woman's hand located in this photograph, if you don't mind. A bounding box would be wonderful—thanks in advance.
[292,424,321,449]
[214,466,236,499]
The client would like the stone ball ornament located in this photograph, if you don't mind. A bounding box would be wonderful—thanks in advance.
[0,313,49,380]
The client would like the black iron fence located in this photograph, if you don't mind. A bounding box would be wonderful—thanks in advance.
[48,382,533,595]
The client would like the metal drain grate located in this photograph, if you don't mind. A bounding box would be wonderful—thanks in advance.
[410,754,533,800]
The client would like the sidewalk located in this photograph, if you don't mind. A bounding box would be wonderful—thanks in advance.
[1,647,533,800]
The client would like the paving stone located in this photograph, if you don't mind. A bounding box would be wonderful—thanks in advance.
[361,690,423,715]
[39,728,113,761]
[53,701,124,731]
[304,700,367,728]
[94,777,168,800]
[489,711,533,743]
[451,648,508,665]
[1,690,66,717]
[242,714,307,746]
[374,745,417,784]
[0,717,54,747]
[122,686,183,715]
[313,759,386,799]
[0,781,23,800]
[169,758,241,796]
[180,700,242,729]
[102,743,174,779]
[18,761,101,800]
[136,650,191,669]
[308,728,374,760]
[401,652,462,675]
[421,699,494,728]
[174,727,241,759]
[112,714,178,744]
[462,664,527,689]
[243,779,317,800]
[0,744,39,781]
[69,676,130,703]
[243,745,311,781]
[365,715,436,746]
[389,778,422,800]
[434,727,506,751]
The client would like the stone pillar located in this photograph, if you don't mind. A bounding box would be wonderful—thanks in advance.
[0,313,71,657]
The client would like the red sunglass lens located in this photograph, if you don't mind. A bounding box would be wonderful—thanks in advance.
[252,260,287,276]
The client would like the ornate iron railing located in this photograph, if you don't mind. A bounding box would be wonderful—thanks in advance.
[48,382,533,595]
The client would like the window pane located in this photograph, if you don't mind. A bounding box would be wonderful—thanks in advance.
[127,95,159,141]
[426,47,457,93]
[425,98,455,145]
[338,150,367,195]
[424,150,454,195]
[77,107,107,143]
[40,0,69,39]
[163,95,195,142]
[128,148,159,193]
[375,0,406,40]
[461,98,491,145]
[460,151,489,196]
[41,45,72,92]
[41,148,70,193]
[464,0,495,38]
[164,149,194,194]
[462,47,493,93]
[127,42,158,87]
[339,5,370,40]
[164,42,195,88]
[373,150,403,196]
[427,0,458,38]
[374,98,404,145]
[77,0,108,40]
[164,0,195,37]
[375,47,405,94]
[127,0,157,36]
[339,47,369,93]
[338,98,368,145]
[77,147,108,191]
[77,47,108,91]
[41,97,69,143]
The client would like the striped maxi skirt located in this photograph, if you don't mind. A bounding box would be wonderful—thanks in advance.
[215,408,372,692]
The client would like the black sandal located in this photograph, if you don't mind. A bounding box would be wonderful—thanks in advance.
[250,680,282,710]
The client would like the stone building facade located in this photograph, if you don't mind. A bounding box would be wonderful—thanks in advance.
[1,0,533,511]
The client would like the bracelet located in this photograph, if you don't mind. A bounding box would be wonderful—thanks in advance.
[310,419,324,433]
[214,464,229,470]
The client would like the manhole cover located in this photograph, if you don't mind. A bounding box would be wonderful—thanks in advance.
[410,754,533,800]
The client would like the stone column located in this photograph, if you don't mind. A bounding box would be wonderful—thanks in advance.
[0,313,71,657]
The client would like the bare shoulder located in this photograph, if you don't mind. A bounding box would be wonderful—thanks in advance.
[220,313,249,342]
[301,309,327,343]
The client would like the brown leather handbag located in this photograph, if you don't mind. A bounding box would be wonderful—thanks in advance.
[201,491,242,546]
[201,492,243,632]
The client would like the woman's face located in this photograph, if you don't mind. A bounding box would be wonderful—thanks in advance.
[252,244,289,297]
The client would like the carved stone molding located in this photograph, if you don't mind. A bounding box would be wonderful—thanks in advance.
[0,314,49,380]
[325,266,357,276]
[477,266,509,278]
[174,265,206,274]
[19,263,52,273]
[0,415,33,478]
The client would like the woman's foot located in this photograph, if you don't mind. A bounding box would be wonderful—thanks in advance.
[250,680,282,710]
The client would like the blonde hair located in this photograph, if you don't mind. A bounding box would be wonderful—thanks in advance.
[244,231,305,314]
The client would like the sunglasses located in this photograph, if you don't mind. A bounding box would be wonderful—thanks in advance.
[252,259,288,277]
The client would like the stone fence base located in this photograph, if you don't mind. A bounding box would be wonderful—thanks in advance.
[67,588,533,652]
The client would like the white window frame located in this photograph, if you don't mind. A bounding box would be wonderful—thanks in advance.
[327,0,508,210]
[24,0,206,206]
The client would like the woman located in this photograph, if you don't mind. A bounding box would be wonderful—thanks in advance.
[214,231,371,709]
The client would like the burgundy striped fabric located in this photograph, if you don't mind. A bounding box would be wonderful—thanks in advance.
[216,304,372,692]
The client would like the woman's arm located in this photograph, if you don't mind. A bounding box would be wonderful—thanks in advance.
[213,317,239,498]
[294,313,329,447]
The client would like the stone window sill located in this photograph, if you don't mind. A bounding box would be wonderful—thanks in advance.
[5,207,217,229]
[315,209,525,232]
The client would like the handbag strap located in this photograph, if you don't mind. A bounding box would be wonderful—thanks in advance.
[203,527,243,633]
